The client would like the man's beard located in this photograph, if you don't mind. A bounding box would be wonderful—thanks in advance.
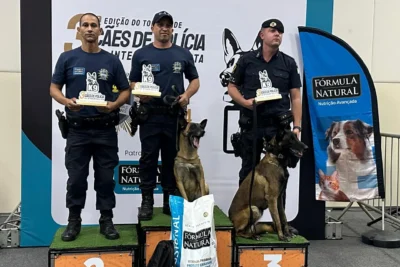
[158,36,170,43]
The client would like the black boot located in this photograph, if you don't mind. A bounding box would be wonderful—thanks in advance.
[99,211,120,240]
[163,190,174,215]
[138,190,154,221]
[61,210,82,242]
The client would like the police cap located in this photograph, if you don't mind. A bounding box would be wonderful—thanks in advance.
[261,19,284,33]
[152,11,174,25]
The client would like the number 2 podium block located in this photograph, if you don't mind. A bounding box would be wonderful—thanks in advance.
[138,206,234,267]
[234,234,310,267]
[48,225,139,267]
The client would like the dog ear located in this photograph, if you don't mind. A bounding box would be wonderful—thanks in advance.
[200,119,207,129]
[251,34,262,51]
[354,119,373,139]
[222,28,242,64]
[179,117,188,130]
[325,122,335,140]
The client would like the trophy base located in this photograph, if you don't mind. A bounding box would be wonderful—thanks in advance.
[255,94,282,103]
[132,90,161,98]
[132,82,161,98]
[75,99,108,107]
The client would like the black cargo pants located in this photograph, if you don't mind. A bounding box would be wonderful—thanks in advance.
[138,115,178,193]
[65,124,118,212]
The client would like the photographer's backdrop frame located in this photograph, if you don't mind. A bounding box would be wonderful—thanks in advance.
[21,0,332,246]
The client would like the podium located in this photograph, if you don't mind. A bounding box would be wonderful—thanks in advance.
[234,234,310,267]
[138,206,234,267]
[48,225,139,267]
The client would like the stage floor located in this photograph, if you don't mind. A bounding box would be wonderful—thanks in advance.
[2,208,400,267]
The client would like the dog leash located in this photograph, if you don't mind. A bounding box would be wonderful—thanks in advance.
[163,94,186,152]
[248,100,258,236]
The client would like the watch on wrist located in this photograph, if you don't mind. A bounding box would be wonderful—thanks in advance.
[293,126,302,132]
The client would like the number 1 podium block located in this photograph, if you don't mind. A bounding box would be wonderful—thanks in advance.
[48,225,139,267]
[234,234,310,267]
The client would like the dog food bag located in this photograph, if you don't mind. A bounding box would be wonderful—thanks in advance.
[169,194,218,267]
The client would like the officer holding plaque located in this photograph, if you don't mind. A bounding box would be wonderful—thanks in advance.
[50,12,131,241]
[227,19,302,234]
[129,11,200,221]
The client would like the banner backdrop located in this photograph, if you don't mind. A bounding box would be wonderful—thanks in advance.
[298,27,385,202]
[20,0,334,246]
[49,0,307,226]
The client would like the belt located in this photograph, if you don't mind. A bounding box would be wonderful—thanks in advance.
[258,117,278,127]
[147,105,180,116]
[67,112,119,128]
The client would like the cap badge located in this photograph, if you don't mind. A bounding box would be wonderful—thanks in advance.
[270,21,276,27]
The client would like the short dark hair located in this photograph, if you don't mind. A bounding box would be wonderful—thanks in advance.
[79,13,101,26]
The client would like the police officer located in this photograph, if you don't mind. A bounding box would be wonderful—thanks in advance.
[50,13,131,241]
[129,11,200,220]
[227,19,302,234]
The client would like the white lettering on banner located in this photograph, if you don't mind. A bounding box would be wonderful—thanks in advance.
[50,0,307,226]
[264,254,282,267]
[84,258,104,267]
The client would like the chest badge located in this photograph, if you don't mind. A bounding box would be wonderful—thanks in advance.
[98,68,109,81]
[255,70,282,103]
[172,62,182,74]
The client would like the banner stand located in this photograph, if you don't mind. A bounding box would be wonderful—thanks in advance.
[298,25,400,248]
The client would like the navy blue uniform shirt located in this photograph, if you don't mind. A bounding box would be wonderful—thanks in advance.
[51,47,130,117]
[129,43,199,107]
[230,48,302,118]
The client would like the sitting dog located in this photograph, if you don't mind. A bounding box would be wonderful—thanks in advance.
[174,118,209,202]
[228,127,308,241]
[326,119,373,164]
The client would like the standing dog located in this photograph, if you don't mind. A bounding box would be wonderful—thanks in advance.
[228,127,308,241]
[174,119,209,202]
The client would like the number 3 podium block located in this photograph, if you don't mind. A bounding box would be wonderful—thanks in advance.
[234,234,310,267]
[138,206,234,267]
[48,225,139,267]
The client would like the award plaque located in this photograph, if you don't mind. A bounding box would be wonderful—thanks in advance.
[255,70,282,103]
[75,72,108,106]
[131,64,161,98]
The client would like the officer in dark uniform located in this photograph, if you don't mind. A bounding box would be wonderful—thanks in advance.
[50,13,131,241]
[129,11,200,220]
[227,19,302,234]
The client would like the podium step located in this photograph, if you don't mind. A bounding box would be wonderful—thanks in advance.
[138,205,234,267]
[234,234,310,267]
[48,224,139,267]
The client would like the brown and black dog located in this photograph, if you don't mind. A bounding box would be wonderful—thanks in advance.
[174,119,209,202]
[228,127,308,241]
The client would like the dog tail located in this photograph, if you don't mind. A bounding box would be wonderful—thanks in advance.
[255,223,275,234]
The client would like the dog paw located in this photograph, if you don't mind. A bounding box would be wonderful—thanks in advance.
[284,230,295,239]
[278,235,291,242]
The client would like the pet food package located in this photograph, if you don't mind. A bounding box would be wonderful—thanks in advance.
[169,194,218,267]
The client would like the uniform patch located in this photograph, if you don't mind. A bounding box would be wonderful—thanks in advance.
[152,64,160,72]
[172,62,182,73]
[98,68,109,81]
[73,67,85,75]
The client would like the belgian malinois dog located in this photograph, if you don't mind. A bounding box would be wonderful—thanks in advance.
[228,127,308,241]
[174,119,209,202]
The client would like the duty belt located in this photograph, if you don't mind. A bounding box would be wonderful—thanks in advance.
[67,112,119,128]
[147,105,179,116]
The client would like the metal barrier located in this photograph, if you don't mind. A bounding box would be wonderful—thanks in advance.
[336,133,400,229]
